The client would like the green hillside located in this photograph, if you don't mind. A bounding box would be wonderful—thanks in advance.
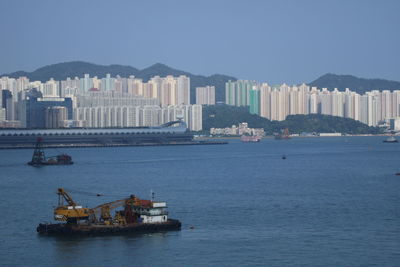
[203,105,381,135]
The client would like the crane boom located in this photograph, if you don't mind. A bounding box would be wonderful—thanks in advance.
[90,199,127,214]
[57,188,77,206]
[89,195,137,222]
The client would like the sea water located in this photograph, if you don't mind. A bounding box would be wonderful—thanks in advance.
[0,136,399,266]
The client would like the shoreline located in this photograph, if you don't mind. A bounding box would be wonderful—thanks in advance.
[0,140,228,150]
[195,134,391,140]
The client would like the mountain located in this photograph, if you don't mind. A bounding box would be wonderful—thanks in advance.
[309,73,400,94]
[5,62,399,103]
[4,61,139,82]
[2,61,236,103]
[202,105,381,134]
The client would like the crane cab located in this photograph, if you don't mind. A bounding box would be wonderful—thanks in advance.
[54,205,90,222]
[54,188,90,223]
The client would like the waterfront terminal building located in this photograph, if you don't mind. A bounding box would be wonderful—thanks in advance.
[0,120,193,148]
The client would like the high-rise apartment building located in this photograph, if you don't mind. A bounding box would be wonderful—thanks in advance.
[189,104,202,131]
[40,78,59,97]
[45,106,68,128]
[249,88,259,115]
[74,104,202,131]
[0,108,5,121]
[196,86,215,105]
[177,75,190,105]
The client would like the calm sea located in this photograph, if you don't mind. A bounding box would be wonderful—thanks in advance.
[0,136,399,266]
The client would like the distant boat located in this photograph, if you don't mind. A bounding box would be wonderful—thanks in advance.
[274,128,291,140]
[383,136,398,143]
[28,137,73,166]
[241,135,262,143]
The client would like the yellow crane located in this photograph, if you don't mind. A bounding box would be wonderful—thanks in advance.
[54,188,90,223]
[54,188,142,225]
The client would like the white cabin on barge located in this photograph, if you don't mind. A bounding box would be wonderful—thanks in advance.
[134,202,168,223]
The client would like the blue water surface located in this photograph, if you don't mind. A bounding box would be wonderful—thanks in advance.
[0,136,399,266]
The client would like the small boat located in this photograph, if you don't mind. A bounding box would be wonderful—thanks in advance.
[274,128,291,140]
[28,137,73,166]
[383,136,398,143]
[241,135,262,142]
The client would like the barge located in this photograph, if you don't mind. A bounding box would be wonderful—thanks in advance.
[37,188,181,236]
[37,219,181,235]
[28,137,73,166]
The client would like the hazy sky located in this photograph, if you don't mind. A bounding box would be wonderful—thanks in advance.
[1,0,399,84]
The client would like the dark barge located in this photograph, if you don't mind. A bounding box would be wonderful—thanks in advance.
[37,219,181,235]
[28,137,73,166]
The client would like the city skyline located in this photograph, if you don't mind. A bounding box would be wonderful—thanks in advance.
[1,0,399,84]
[2,72,399,132]
[0,74,203,131]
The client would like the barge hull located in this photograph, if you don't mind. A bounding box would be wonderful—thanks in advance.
[37,219,181,235]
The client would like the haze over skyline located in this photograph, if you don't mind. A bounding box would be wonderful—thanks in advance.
[1,0,399,84]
